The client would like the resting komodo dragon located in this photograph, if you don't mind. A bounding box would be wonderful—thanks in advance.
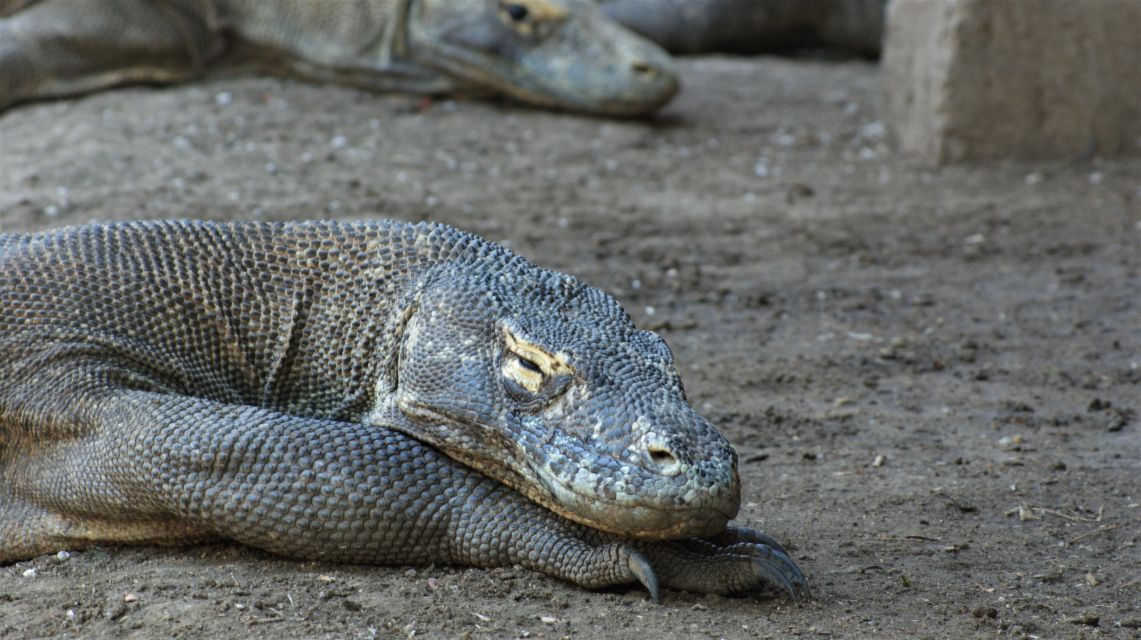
[0,219,808,601]
[0,0,677,115]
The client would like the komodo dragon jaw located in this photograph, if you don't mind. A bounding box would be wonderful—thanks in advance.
[406,0,679,116]
[366,260,740,539]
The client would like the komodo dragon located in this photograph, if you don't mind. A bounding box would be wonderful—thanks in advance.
[600,0,885,56]
[0,219,808,601]
[0,0,678,115]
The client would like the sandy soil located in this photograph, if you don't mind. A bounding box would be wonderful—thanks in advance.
[1,57,1139,639]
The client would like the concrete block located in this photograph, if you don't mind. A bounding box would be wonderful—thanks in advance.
[882,0,1141,163]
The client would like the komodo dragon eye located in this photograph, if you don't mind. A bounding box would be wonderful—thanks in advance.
[497,0,567,38]
[499,322,575,408]
[514,353,543,374]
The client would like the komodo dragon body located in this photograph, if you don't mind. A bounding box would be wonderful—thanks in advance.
[601,0,885,56]
[0,0,677,115]
[0,220,807,600]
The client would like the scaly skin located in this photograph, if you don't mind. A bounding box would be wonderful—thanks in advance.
[600,0,885,56]
[0,220,808,600]
[0,0,678,115]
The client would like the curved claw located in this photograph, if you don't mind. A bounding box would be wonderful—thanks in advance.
[711,525,790,555]
[680,531,809,599]
[747,544,810,600]
[753,553,805,600]
[626,548,661,603]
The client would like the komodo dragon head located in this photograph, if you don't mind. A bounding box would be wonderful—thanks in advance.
[368,243,739,540]
[407,0,679,116]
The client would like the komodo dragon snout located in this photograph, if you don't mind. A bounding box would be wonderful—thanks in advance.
[409,0,679,115]
[368,262,739,539]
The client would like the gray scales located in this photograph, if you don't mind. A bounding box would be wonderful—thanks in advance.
[0,0,886,116]
[0,220,808,601]
[0,0,678,115]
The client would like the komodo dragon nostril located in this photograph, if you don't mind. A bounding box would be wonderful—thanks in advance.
[631,60,655,76]
[646,445,682,475]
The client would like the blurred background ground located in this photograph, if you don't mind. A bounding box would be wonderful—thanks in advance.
[0,56,1138,638]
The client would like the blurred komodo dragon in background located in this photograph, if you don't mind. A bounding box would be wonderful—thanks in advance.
[0,0,678,115]
[0,220,809,601]
[602,0,885,56]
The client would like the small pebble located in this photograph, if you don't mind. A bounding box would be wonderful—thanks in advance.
[998,434,1023,447]
[105,603,128,621]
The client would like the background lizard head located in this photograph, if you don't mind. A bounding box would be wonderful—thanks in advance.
[368,249,740,540]
[406,0,679,116]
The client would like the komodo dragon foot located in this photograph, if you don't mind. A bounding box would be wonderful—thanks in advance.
[630,528,809,600]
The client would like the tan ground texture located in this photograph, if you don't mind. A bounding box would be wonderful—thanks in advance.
[0,56,1139,639]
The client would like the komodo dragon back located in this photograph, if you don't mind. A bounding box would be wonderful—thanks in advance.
[0,220,807,600]
[0,0,678,115]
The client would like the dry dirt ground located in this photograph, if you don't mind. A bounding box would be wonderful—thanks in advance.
[1,57,1139,639]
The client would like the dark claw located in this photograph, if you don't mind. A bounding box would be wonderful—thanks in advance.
[712,527,808,598]
[752,544,810,599]
[627,548,661,603]
[674,537,809,599]
[754,555,798,599]
[712,525,790,555]
[717,541,809,599]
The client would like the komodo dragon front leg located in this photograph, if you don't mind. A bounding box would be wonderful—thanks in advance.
[3,387,807,600]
